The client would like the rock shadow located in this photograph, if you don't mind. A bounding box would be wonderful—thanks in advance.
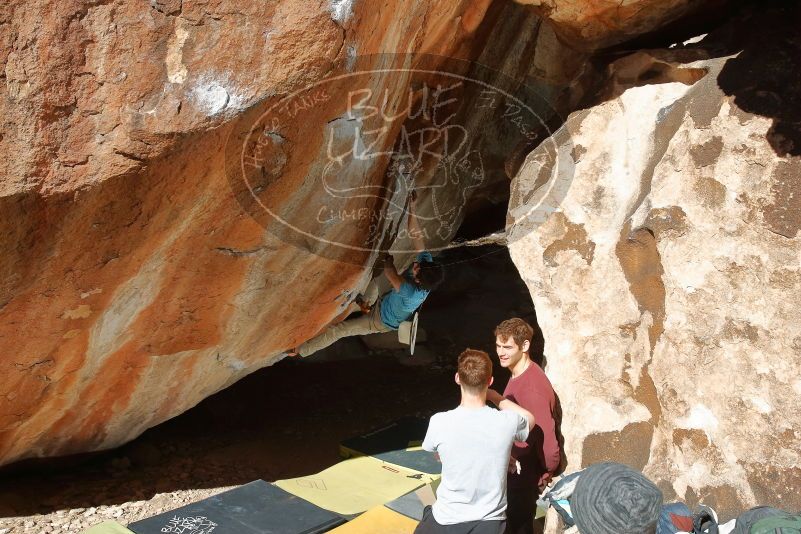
[714,1,801,157]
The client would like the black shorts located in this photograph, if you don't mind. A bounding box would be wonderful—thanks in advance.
[413,506,506,534]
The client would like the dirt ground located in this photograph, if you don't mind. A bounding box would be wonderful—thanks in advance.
[0,245,539,533]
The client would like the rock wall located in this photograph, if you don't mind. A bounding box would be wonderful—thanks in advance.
[0,0,599,467]
[0,0,747,471]
[512,0,728,50]
[508,2,801,517]
[0,0,527,466]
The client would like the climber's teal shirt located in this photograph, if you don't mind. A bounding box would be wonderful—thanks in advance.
[380,251,433,329]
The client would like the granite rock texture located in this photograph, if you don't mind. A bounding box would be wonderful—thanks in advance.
[508,3,801,517]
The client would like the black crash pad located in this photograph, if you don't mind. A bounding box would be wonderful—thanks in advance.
[128,480,345,534]
[340,417,441,475]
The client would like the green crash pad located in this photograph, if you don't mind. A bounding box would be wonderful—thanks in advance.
[276,455,433,516]
[82,521,136,534]
[128,480,345,534]
[340,417,441,475]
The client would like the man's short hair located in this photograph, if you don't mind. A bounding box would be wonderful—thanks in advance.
[494,318,533,351]
[457,349,493,392]
[417,260,445,291]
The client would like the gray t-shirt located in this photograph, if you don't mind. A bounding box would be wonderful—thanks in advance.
[422,406,529,525]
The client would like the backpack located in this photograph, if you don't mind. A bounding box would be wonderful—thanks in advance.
[537,471,582,527]
[735,507,800,534]
[657,503,719,534]
[693,505,719,534]
[750,514,801,534]
[658,503,694,534]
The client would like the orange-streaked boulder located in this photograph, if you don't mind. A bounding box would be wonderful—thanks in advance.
[0,0,564,466]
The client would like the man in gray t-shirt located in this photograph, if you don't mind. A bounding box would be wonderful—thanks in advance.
[416,349,534,534]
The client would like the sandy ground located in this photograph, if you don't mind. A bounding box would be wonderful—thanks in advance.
[0,245,538,533]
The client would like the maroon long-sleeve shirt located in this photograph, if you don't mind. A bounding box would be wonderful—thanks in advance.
[503,361,561,490]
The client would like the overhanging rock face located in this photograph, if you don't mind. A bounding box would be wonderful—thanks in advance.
[508,3,801,517]
[512,0,728,50]
[0,0,520,466]
[0,0,577,466]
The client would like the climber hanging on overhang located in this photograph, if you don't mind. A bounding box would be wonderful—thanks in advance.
[287,192,445,358]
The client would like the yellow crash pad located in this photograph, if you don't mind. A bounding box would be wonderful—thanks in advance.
[275,456,432,516]
[82,521,136,534]
[328,506,419,533]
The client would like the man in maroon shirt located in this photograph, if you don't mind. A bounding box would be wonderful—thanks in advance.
[487,318,561,534]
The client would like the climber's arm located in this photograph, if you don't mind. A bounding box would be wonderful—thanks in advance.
[383,255,404,291]
[407,193,426,253]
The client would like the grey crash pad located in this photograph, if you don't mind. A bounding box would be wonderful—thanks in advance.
[340,417,441,475]
[128,480,345,534]
[384,481,440,521]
